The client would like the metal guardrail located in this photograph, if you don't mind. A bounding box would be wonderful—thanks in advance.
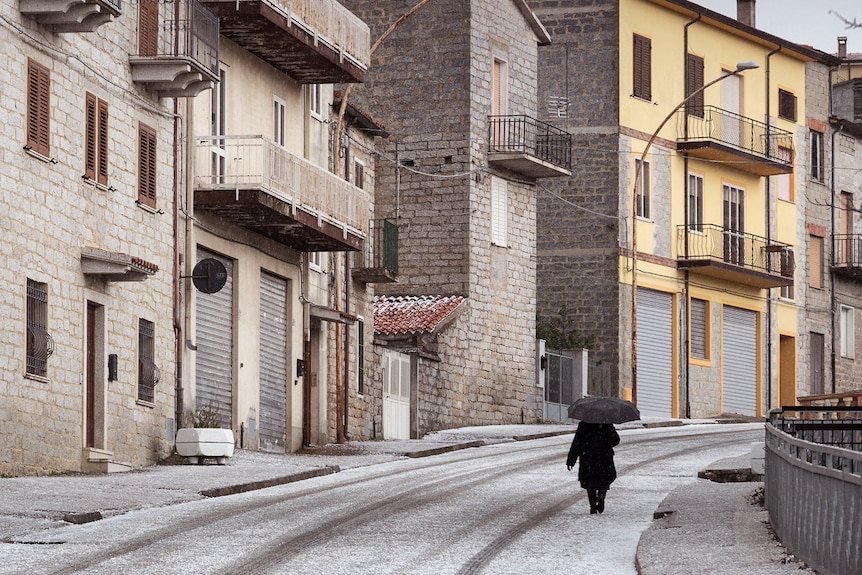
[160,0,220,77]
[489,115,572,171]
[677,224,795,276]
[834,234,862,268]
[678,105,794,164]
[765,407,862,575]
[355,218,398,275]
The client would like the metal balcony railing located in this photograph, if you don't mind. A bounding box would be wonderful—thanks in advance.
[353,219,398,282]
[194,135,370,235]
[163,0,220,77]
[677,224,795,276]
[834,234,862,268]
[489,115,572,171]
[678,105,794,165]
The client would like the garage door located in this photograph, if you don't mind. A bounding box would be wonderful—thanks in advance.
[637,288,674,417]
[259,271,288,452]
[722,306,758,416]
[195,249,233,430]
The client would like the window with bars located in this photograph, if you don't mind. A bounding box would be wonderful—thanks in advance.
[27,59,50,157]
[138,123,157,208]
[686,54,704,117]
[635,159,650,219]
[633,34,652,101]
[688,173,703,232]
[690,297,709,360]
[85,93,109,185]
[810,130,824,182]
[138,318,160,402]
[26,279,54,378]
[778,89,797,122]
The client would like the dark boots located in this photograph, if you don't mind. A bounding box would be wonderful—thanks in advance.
[587,488,608,514]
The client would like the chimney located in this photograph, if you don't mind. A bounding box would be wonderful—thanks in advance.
[737,0,755,28]
[838,37,848,59]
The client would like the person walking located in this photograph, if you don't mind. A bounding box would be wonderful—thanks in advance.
[566,421,620,514]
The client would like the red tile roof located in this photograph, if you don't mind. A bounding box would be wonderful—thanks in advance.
[373,295,466,336]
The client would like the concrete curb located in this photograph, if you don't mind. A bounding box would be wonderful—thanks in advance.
[199,465,341,498]
[403,440,485,458]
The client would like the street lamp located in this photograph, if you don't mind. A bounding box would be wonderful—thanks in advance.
[629,61,759,408]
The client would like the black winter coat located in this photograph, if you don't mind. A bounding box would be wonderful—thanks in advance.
[566,422,620,490]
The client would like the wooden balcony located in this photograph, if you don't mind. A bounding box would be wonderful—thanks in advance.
[677,225,794,289]
[199,0,368,83]
[129,0,220,98]
[488,115,572,179]
[833,234,862,281]
[676,106,794,177]
[194,135,369,252]
[20,0,121,32]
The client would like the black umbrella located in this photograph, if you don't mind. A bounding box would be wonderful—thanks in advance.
[568,396,641,424]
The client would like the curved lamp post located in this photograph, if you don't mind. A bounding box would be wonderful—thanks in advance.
[629,61,759,408]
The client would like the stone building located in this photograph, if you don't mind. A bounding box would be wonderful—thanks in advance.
[1,0,182,474]
[532,0,836,417]
[340,0,572,437]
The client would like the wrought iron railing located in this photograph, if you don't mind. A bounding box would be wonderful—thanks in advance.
[678,105,794,165]
[677,224,794,276]
[161,0,220,77]
[194,135,370,235]
[489,115,572,171]
[355,218,398,276]
[770,406,862,452]
[833,234,862,268]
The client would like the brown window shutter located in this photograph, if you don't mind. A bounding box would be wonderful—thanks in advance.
[139,0,159,57]
[633,35,651,101]
[97,99,109,185]
[27,60,50,157]
[778,89,797,121]
[85,93,97,180]
[138,124,157,208]
[686,54,704,117]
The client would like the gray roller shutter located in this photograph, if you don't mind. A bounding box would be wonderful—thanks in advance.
[637,288,673,417]
[722,306,757,416]
[259,271,288,452]
[195,249,233,430]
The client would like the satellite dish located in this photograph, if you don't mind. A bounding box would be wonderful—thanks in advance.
[192,258,227,294]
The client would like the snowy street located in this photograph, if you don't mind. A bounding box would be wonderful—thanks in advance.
[0,424,764,575]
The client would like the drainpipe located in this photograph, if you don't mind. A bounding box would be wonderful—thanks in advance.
[765,45,781,412]
[343,253,351,440]
[682,14,700,419]
[173,97,184,436]
[831,123,843,393]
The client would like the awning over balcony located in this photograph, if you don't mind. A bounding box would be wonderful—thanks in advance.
[194,135,368,252]
[676,225,794,289]
[676,106,793,177]
[200,0,369,83]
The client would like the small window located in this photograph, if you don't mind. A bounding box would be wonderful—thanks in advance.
[635,159,650,219]
[809,235,823,289]
[354,159,365,190]
[309,84,323,120]
[633,34,652,101]
[778,89,797,122]
[138,123,157,208]
[779,283,795,301]
[690,298,709,360]
[688,173,703,232]
[309,251,324,272]
[810,130,824,182]
[26,279,54,378]
[491,176,508,247]
[138,319,160,402]
[85,93,109,185]
[840,305,855,359]
[357,318,365,395]
[273,97,286,147]
[27,59,51,157]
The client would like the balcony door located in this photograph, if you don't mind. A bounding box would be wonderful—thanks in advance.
[723,184,745,266]
[721,70,742,148]
[210,67,226,183]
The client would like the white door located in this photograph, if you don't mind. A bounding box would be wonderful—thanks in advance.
[637,288,674,417]
[721,72,742,148]
[722,306,758,416]
[383,351,411,440]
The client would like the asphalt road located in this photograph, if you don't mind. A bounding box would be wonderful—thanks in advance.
[1,425,763,575]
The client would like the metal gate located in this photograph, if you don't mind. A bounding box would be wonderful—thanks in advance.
[195,249,233,430]
[543,349,585,422]
[259,271,288,452]
[637,288,674,417]
[383,351,410,439]
[722,305,757,416]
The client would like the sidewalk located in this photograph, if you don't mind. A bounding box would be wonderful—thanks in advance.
[0,421,811,574]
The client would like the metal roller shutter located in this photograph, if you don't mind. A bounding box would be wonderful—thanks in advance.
[195,250,233,430]
[259,271,288,452]
[637,288,673,417]
[722,306,757,416]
